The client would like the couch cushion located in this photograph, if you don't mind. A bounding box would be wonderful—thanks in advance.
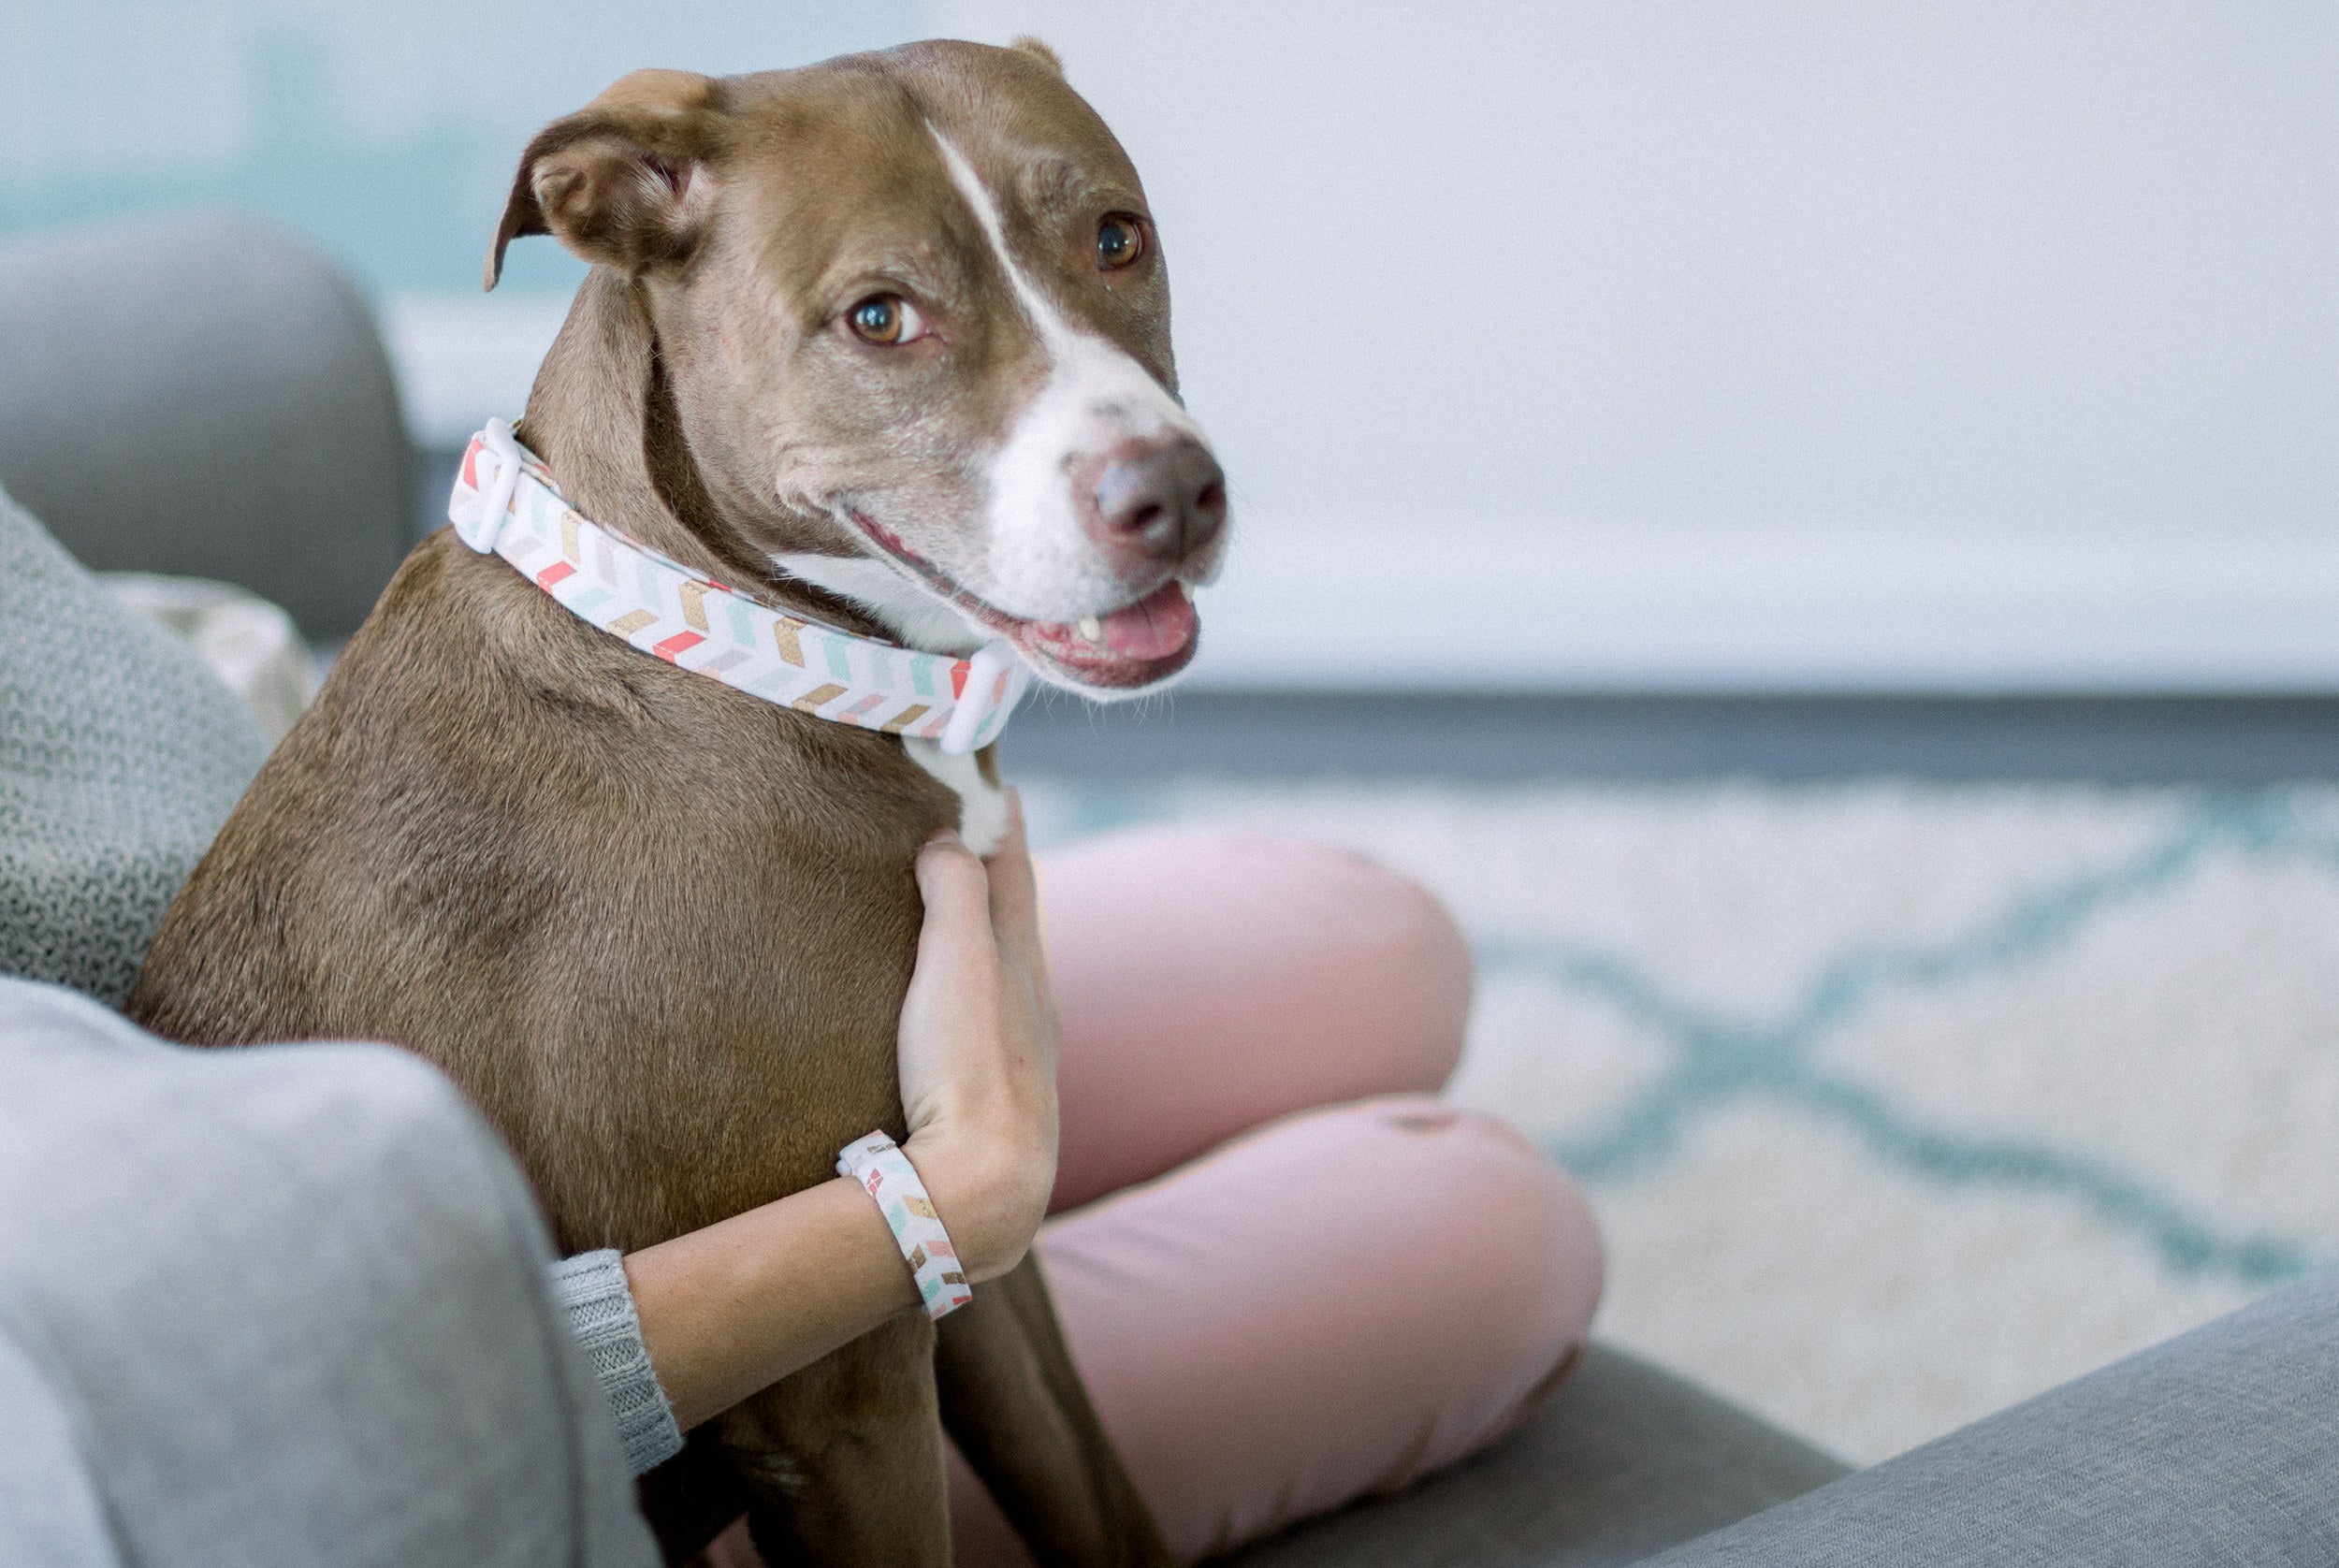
[1225,1344,1850,1567]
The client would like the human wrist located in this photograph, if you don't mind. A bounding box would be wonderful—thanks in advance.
[902,1120,1054,1284]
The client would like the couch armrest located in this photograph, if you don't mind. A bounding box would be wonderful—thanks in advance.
[1646,1279,2339,1566]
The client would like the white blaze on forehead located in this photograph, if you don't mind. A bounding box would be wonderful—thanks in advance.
[926,128,1206,619]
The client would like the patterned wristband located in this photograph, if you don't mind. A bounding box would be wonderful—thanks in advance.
[836,1131,975,1320]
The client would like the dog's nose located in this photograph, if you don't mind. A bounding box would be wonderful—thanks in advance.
[1082,436,1228,566]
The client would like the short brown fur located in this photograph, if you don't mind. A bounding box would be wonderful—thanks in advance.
[130,39,1178,1568]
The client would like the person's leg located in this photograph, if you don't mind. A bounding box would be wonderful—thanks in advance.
[951,1096,1605,1565]
[1039,828,1475,1211]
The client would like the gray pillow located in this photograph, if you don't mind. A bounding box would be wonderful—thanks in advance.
[0,486,268,1002]
[0,212,414,640]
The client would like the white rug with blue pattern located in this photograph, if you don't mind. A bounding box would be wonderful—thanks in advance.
[1024,780,2339,1465]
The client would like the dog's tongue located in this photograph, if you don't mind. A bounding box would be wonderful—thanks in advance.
[1094,581,1196,658]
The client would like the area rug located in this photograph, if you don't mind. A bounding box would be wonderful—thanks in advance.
[1020,779,2339,1464]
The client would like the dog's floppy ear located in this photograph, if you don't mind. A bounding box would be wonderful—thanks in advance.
[487,68,723,291]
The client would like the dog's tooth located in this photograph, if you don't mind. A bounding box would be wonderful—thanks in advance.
[1077,616,1105,644]
[1174,579,1194,601]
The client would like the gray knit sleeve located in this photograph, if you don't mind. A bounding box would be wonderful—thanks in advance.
[550,1250,684,1475]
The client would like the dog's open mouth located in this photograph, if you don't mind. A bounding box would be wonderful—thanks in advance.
[845,511,1199,691]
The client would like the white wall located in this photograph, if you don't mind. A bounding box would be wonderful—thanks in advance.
[14,2,2327,686]
[1,0,924,462]
[934,1,2339,690]
[0,0,916,296]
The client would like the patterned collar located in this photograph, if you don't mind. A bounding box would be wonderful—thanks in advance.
[447,420,1030,756]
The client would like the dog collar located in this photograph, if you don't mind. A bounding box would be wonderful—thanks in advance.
[447,420,1031,756]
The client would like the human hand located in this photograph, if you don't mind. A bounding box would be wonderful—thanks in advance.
[620,795,1058,1426]
[895,790,1060,1284]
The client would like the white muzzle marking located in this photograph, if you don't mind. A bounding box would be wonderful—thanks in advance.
[927,130,1210,621]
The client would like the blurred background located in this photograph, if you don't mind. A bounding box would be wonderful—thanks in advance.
[7,0,2333,708]
[5,0,2337,1471]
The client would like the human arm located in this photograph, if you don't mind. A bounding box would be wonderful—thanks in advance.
[611,792,1060,1434]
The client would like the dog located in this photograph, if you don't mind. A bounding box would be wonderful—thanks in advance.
[126,38,1227,1567]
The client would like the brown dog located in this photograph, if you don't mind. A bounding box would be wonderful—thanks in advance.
[126,38,1228,1567]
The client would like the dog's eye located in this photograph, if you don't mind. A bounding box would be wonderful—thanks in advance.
[848,295,926,345]
[1097,214,1145,270]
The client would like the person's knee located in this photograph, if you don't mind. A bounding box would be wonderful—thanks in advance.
[1275,1097,1604,1377]
[1187,832,1475,1089]
[1293,838,1471,987]
[1376,1101,1603,1369]
[1032,1096,1604,1549]
[1253,1097,1603,1487]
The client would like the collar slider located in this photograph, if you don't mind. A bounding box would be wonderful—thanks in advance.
[451,418,528,554]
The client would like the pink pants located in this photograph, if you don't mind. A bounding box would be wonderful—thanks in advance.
[733,830,1605,1565]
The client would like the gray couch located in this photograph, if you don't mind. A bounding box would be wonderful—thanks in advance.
[0,211,410,640]
[2,211,2332,1566]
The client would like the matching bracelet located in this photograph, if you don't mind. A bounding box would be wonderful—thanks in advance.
[836,1131,975,1320]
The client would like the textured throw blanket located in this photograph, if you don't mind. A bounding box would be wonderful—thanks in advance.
[0,486,267,1003]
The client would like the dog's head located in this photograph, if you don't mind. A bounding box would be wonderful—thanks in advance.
[490,40,1225,696]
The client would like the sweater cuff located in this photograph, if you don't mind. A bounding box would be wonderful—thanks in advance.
[551,1248,684,1475]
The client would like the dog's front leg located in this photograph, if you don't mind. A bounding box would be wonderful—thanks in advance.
[716,1309,952,1566]
[935,1254,1177,1568]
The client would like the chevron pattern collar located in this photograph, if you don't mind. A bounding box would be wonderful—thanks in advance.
[448,420,1031,756]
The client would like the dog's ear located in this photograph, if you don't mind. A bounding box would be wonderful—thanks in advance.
[487,69,723,291]
[1009,36,1064,76]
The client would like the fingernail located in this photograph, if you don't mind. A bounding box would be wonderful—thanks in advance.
[929,829,965,849]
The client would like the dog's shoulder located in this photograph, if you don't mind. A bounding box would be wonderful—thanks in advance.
[227,530,965,881]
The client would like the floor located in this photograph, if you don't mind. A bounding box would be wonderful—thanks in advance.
[1008,690,2339,787]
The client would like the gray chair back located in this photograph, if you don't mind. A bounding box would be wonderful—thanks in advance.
[0,211,412,639]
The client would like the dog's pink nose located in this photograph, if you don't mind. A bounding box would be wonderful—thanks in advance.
[1082,436,1228,567]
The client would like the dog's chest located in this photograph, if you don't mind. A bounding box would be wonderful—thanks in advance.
[901,737,1008,855]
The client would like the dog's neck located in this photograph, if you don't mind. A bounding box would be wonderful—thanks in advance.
[517,269,950,652]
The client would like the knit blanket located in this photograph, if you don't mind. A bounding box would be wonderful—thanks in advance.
[0,488,267,1003]
[1023,779,2339,1465]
